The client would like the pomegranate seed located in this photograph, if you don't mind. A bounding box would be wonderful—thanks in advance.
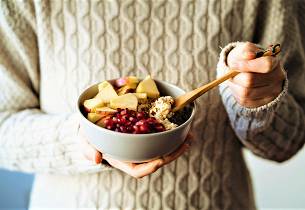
[129,116,136,123]
[120,110,127,115]
[122,115,128,121]
[104,118,111,125]
[112,117,118,123]
[136,112,145,119]
[127,126,133,132]
[136,120,145,126]
[146,117,155,122]
[155,124,165,132]
[122,118,128,124]
[139,124,149,133]
[120,126,127,133]
[102,109,167,134]
[133,125,140,132]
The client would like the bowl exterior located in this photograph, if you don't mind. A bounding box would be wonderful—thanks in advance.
[78,79,196,162]
[80,115,192,162]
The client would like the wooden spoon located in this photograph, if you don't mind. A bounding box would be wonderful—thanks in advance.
[172,44,281,112]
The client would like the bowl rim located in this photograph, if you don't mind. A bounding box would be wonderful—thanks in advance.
[77,79,197,137]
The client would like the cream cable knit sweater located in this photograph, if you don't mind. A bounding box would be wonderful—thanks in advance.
[0,0,304,209]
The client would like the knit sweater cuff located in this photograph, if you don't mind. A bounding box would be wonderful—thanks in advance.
[217,42,288,130]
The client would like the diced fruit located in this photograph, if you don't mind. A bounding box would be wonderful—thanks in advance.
[83,98,105,112]
[87,113,103,123]
[95,107,118,115]
[136,75,160,98]
[110,93,138,111]
[117,84,136,96]
[132,93,147,99]
[96,81,118,102]
[95,116,110,127]
[114,76,139,87]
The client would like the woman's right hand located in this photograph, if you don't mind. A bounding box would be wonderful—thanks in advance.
[79,128,192,178]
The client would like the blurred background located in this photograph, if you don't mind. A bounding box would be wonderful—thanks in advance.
[0,149,304,210]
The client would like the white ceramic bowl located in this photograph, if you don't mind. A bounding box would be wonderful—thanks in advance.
[77,79,196,162]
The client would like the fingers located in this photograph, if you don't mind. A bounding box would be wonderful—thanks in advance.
[227,42,285,108]
[79,128,103,164]
[228,80,282,99]
[228,42,258,63]
[231,56,279,73]
[104,156,162,179]
[230,65,285,88]
[228,42,280,73]
[103,132,194,179]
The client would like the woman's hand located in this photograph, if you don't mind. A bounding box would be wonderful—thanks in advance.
[104,137,191,178]
[79,128,192,178]
[227,42,286,108]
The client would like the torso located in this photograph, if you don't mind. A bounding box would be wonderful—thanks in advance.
[32,1,257,209]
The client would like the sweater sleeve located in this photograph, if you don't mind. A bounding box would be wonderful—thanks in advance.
[0,0,109,174]
[216,1,305,162]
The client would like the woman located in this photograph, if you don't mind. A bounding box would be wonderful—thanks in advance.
[0,0,304,209]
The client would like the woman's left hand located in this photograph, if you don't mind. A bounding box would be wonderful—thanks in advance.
[227,42,286,108]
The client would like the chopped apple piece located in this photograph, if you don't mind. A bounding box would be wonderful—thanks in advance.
[136,75,160,98]
[87,113,103,123]
[83,98,105,112]
[95,116,110,127]
[110,93,138,111]
[95,107,117,115]
[114,76,139,87]
[96,81,118,102]
[117,84,136,96]
[132,93,147,99]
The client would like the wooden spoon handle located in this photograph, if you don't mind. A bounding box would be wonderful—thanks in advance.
[172,70,238,112]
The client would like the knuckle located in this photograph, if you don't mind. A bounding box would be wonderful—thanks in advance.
[243,75,255,87]
[244,41,253,48]
[240,87,251,98]
[279,69,286,81]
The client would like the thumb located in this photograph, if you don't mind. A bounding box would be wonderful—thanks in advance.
[79,127,103,164]
[228,42,258,68]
